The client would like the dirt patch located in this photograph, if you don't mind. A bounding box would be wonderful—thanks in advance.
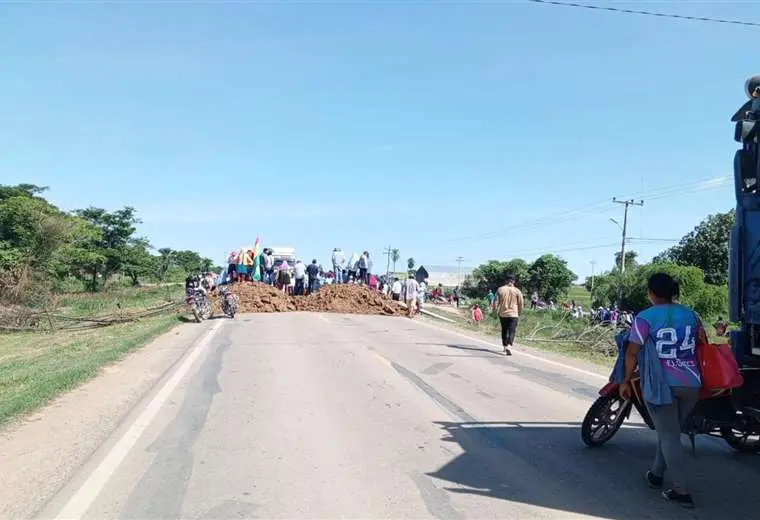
[211,283,406,316]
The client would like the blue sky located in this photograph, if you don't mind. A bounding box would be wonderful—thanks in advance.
[1,1,753,280]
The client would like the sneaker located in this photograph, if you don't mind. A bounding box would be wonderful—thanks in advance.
[504,347,512,356]
[662,489,694,508]
[646,471,663,489]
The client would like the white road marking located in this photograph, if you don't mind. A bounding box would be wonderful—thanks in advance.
[54,319,225,520]
[412,318,607,381]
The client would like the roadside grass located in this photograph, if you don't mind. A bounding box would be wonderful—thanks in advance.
[425,302,617,368]
[567,285,592,308]
[427,296,730,367]
[0,286,185,425]
[54,285,183,316]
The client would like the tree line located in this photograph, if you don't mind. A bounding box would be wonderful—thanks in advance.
[462,254,577,302]
[0,184,215,303]
[587,210,733,318]
[462,209,734,319]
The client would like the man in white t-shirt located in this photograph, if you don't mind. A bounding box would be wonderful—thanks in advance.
[391,278,402,301]
[294,260,306,295]
[404,274,420,318]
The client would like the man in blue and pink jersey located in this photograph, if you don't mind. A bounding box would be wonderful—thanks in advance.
[621,273,705,508]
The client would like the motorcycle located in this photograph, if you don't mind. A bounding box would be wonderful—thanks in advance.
[581,331,760,453]
[219,286,238,319]
[186,287,212,323]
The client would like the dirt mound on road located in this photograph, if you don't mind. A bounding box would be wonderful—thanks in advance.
[213,283,297,313]
[296,284,405,316]
[211,283,405,316]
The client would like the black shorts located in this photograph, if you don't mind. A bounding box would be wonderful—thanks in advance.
[392,293,400,301]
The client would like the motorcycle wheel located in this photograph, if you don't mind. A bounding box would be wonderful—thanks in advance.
[720,427,760,453]
[581,394,632,447]
[192,306,202,323]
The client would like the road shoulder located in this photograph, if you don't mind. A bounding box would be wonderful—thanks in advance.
[417,313,610,380]
[0,321,210,520]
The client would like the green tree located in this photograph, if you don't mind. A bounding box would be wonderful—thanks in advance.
[391,248,400,273]
[590,261,726,317]
[120,240,155,286]
[655,210,734,285]
[407,257,415,270]
[0,187,102,301]
[155,248,176,281]
[73,206,145,289]
[614,250,638,270]
[173,250,204,274]
[526,254,577,302]
[0,184,49,202]
[463,259,529,297]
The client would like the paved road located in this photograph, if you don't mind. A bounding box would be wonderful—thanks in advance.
[41,313,760,519]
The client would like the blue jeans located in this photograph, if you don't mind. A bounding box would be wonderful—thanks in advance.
[333,265,343,283]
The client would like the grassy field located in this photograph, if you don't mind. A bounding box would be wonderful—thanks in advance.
[567,285,592,308]
[0,285,185,425]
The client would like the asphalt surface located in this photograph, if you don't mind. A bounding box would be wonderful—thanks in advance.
[40,312,760,520]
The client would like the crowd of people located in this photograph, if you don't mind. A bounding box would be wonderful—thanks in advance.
[216,246,432,317]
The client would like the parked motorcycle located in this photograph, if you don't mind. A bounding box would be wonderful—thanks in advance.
[219,286,238,319]
[186,287,212,323]
[581,333,760,453]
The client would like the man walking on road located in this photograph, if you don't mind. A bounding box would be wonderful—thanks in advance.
[495,274,523,356]
[404,274,420,318]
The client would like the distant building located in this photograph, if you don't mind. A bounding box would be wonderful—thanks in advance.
[421,264,472,287]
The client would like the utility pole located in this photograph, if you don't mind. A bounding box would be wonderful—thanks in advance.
[612,198,644,306]
[590,259,597,293]
[455,256,464,287]
[383,245,392,281]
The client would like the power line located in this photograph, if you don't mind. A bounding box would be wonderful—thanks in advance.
[527,0,760,28]
[498,240,621,259]
[435,176,728,245]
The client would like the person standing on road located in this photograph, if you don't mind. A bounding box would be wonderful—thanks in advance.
[417,279,427,314]
[495,274,523,355]
[306,259,319,294]
[391,278,402,301]
[403,274,420,318]
[487,289,496,311]
[277,262,291,294]
[332,248,345,284]
[294,259,306,295]
[262,249,275,285]
[358,251,370,284]
[620,273,704,508]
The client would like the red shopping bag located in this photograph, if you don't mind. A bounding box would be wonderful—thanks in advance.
[698,342,743,390]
